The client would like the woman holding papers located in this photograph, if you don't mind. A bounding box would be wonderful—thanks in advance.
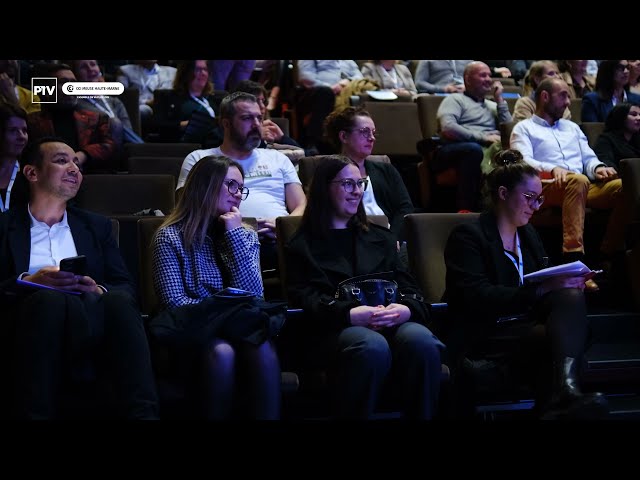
[443,149,608,419]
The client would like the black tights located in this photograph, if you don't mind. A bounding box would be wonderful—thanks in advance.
[201,338,281,420]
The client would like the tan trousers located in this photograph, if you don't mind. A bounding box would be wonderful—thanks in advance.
[541,174,627,255]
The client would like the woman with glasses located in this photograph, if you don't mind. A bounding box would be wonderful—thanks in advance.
[582,60,640,122]
[323,106,414,245]
[443,149,608,419]
[284,155,444,419]
[153,60,226,145]
[151,155,281,419]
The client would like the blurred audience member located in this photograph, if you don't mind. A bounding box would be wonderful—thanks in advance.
[0,60,41,113]
[594,102,640,169]
[116,60,176,128]
[27,63,116,172]
[513,60,570,123]
[209,60,257,92]
[323,106,414,243]
[0,103,29,211]
[435,62,512,211]
[582,60,640,123]
[414,60,472,94]
[360,60,417,98]
[296,60,363,153]
[153,60,225,145]
[557,60,595,100]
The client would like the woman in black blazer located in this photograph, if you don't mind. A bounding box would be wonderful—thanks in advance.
[594,102,640,169]
[285,155,443,419]
[443,149,608,419]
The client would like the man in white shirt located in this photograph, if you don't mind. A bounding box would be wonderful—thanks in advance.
[511,77,627,289]
[177,92,306,268]
[0,137,158,419]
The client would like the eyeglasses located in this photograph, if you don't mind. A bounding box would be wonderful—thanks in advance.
[522,192,544,207]
[616,64,630,72]
[224,179,249,200]
[329,178,369,193]
[349,127,377,139]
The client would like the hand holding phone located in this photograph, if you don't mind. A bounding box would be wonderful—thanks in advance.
[59,255,87,276]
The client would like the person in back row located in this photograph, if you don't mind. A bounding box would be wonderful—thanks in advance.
[177,92,306,269]
[435,61,512,212]
[323,106,414,244]
[511,77,627,291]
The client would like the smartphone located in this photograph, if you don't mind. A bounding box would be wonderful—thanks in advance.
[59,255,87,276]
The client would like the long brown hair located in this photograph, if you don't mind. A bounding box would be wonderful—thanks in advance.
[160,155,244,249]
[300,154,369,240]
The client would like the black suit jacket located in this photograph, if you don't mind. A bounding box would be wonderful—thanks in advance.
[285,223,428,333]
[593,130,640,169]
[443,212,547,332]
[366,160,414,242]
[0,205,134,298]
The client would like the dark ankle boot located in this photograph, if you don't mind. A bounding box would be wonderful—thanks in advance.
[541,357,609,420]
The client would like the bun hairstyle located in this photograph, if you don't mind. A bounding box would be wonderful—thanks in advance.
[482,149,539,210]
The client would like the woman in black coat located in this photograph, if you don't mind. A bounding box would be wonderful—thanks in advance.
[285,155,443,419]
[443,149,608,419]
[594,102,640,169]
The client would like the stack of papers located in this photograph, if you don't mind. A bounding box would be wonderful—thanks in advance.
[523,261,592,283]
[367,90,398,101]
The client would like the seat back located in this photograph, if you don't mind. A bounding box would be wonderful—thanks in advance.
[270,117,289,137]
[124,142,202,160]
[569,98,582,123]
[500,121,515,149]
[362,101,422,156]
[416,94,446,139]
[297,155,390,191]
[127,156,184,183]
[404,212,480,302]
[580,122,605,149]
[620,158,640,221]
[119,87,141,136]
[137,217,165,316]
[110,218,120,246]
[75,174,176,216]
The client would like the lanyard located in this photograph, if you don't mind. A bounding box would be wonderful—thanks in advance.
[503,231,523,285]
[190,94,215,118]
[87,97,115,118]
[0,160,19,212]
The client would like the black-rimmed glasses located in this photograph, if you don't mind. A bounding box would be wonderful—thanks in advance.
[522,192,544,207]
[224,179,249,200]
[349,127,378,139]
[329,178,369,193]
[616,64,630,72]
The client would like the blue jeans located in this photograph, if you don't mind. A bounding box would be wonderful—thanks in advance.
[328,321,444,419]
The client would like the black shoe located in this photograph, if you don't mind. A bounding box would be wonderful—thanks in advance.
[540,392,609,420]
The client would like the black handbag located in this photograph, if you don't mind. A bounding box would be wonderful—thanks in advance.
[335,271,398,307]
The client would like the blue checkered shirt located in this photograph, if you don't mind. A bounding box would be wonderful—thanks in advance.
[152,222,263,309]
